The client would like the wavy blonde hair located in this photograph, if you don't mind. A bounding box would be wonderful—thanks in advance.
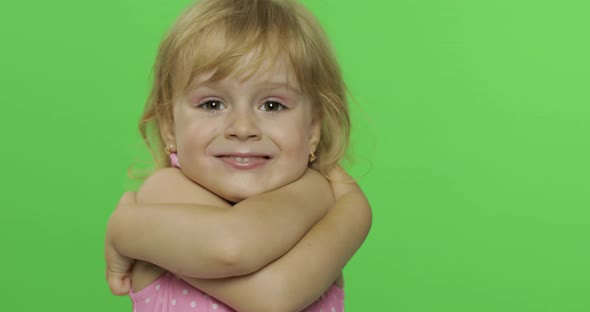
[139,0,350,176]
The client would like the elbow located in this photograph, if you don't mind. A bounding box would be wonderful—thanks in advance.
[214,216,277,277]
[181,214,270,278]
[201,227,262,278]
[212,237,248,276]
[171,230,250,278]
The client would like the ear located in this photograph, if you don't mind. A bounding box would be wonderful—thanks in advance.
[159,118,176,148]
[309,116,321,153]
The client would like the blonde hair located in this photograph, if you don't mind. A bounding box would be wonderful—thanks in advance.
[139,0,350,176]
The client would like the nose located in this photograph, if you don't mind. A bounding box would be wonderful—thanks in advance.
[224,108,261,141]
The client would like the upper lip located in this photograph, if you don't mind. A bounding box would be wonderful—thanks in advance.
[215,153,272,158]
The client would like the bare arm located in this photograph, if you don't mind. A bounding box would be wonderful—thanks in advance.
[107,167,332,278]
[107,167,371,311]
[177,167,372,312]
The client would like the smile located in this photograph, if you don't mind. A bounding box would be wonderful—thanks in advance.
[218,155,271,170]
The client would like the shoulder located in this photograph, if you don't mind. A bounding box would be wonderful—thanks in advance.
[137,168,228,206]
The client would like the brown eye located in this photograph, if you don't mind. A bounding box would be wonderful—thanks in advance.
[260,100,285,112]
[199,99,226,111]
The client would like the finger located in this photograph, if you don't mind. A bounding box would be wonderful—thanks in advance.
[327,165,352,181]
[328,167,360,199]
[107,271,131,296]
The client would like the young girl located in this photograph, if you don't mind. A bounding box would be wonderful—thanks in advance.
[105,0,371,311]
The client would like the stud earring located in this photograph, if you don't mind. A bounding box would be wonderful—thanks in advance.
[309,151,317,163]
[164,145,174,155]
[164,145,180,168]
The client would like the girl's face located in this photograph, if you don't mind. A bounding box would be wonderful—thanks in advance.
[166,57,320,202]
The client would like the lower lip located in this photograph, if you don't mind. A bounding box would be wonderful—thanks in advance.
[218,156,270,170]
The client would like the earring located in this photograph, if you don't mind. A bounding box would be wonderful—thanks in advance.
[164,145,175,155]
[164,145,180,168]
[309,151,317,163]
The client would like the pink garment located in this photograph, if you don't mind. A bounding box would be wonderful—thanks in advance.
[130,271,344,312]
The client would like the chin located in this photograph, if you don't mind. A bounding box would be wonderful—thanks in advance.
[216,184,275,204]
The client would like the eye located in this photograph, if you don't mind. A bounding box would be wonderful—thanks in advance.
[198,99,226,111]
[260,100,286,112]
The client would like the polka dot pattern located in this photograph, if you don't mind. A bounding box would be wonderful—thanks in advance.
[130,272,344,312]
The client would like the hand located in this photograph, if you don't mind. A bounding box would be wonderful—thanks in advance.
[301,168,334,212]
[327,166,361,200]
[105,192,137,295]
[326,167,365,289]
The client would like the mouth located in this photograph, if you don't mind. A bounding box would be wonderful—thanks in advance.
[216,154,272,169]
[224,156,270,162]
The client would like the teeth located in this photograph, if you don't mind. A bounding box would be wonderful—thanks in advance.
[231,157,257,163]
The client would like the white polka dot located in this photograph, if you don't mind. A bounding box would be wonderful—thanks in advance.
[190,301,196,308]
[145,298,150,304]
[172,299,176,306]
[155,284,161,291]
[182,289,188,295]
[160,298,163,303]
[212,303,218,309]
[332,307,336,312]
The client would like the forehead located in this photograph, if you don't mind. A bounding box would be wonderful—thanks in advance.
[187,52,300,92]
[171,18,308,94]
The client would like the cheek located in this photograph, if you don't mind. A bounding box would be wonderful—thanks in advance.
[177,117,218,142]
[272,121,312,157]
[176,120,220,162]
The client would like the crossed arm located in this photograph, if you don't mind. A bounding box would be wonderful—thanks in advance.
[106,167,371,311]
[182,183,371,311]
[108,167,333,278]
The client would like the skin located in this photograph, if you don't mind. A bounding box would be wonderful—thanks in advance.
[106,56,371,311]
[107,168,333,280]
[161,55,320,203]
[106,166,371,312]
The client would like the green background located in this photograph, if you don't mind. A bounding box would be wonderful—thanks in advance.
[1,0,589,311]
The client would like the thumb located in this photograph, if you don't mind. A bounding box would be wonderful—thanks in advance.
[328,166,359,200]
[327,165,351,181]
